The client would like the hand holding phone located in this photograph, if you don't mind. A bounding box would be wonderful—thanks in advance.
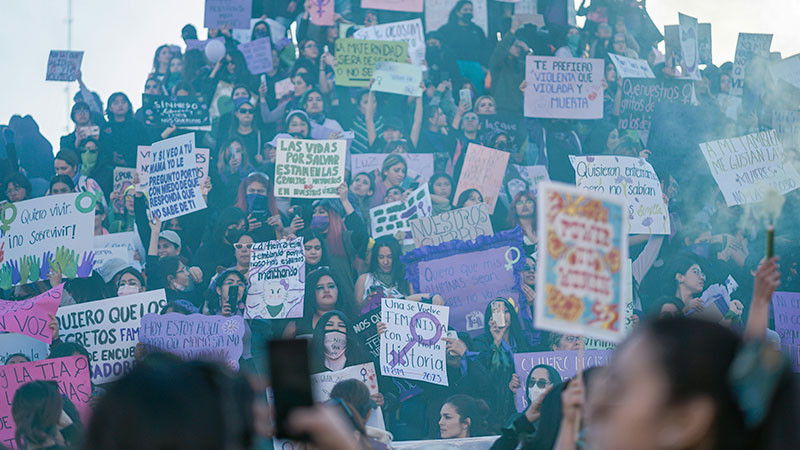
[268,339,314,441]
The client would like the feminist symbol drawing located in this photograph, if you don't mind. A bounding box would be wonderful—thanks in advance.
[388,311,443,367]
[504,246,521,271]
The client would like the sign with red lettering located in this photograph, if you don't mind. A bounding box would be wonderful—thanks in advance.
[535,182,628,342]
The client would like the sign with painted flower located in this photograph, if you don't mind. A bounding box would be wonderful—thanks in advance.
[570,155,669,235]
[245,237,305,319]
[535,182,628,343]
[139,313,246,371]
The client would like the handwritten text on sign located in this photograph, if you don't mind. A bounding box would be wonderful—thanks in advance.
[380,297,449,386]
[699,130,800,206]
[524,56,604,119]
[370,184,432,240]
[409,203,493,248]
[0,284,63,343]
[535,182,628,343]
[771,291,800,372]
[0,356,92,448]
[354,19,426,67]
[139,313,245,370]
[570,155,669,235]
[275,139,346,198]
[56,290,168,384]
[204,0,252,29]
[453,143,509,214]
[45,50,83,81]
[246,238,305,319]
[147,133,206,220]
[334,39,408,87]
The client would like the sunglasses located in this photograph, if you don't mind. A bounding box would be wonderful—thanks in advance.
[237,108,254,114]
[233,242,253,250]
[528,378,550,389]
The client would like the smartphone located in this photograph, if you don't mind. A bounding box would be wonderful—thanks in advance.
[459,89,472,110]
[227,285,239,315]
[491,301,506,328]
[268,339,314,441]
[290,205,303,219]
[446,330,459,356]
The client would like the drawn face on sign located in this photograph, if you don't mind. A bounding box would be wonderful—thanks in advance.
[262,282,289,317]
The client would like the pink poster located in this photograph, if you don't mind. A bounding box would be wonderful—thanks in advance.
[362,0,423,13]
[453,143,510,213]
[0,284,63,344]
[0,356,92,448]
[309,0,335,26]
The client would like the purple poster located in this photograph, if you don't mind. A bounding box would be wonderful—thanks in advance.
[237,37,274,75]
[139,313,245,370]
[772,291,800,372]
[204,0,252,30]
[402,228,525,334]
[513,350,612,411]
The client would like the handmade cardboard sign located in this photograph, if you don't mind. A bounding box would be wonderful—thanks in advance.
[0,284,63,343]
[246,238,305,319]
[274,138,346,198]
[524,56,604,119]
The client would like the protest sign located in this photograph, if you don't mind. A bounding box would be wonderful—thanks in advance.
[111,167,135,213]
[308,0,334,26]
[274,138,346,198]
[535,182,628,343]
[204,0,251,29]
[0,333,48,364]
[678,13,701,80]
[0,284,63,343]
[139,313,245,370]
[353,307,381,360]
[141,94,210,127]
[511,13,546,30]
[354,19,426,67]
[246,238,305,319]
[90,247,128,272]
[770,54,800,90]
[402,228,526,334]
[699,130,800,206]
[185,37,225,52]
[350,153,434,180]
[136,145,151,193]
[665,23,711,67]
[371,62,422,97]
[274,77,294,100]
[617,78,693,143]
[370,184,432,240]
[380,297,449,386]
[232,18,287,45]
[94,231,145,271]
[195,147,211,192]
[409,203,493,248]
[479,114,525,147]
[361,0,423,12]
[608,53,654,79]
[570,155,669,235]
[56,290,168,384]
[513,350,612,411]
[732,33,772,96]
[453,143,510,214]
[147,133,206,220]
[45,50,83,81]
[524,56,604,119]
[334,38,408,87]
[773,110,800,151]
[237,37,274,75]
[772,291,800,372]
[310,362,386,429]
[0,193,95,287]
[425,0,488,36]
[514,165,549,195]
[0,356,91,448]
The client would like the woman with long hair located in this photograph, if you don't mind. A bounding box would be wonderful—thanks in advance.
[100,92,149,168]
[233,171,283,242]
[507,191,537,254]
[284,267,358,339]
[310,310,369,373]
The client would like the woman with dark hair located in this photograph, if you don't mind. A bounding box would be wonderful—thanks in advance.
[48,174,75,195]
[5,171,31,202]
[233,171,284,241]
[524,364,561,408]
[218,96,262,167]
[5,353,31,364]
[429,172,455,216]
[647,295,685,319]
[284,267,357,339]
[299,228,329,274]
[668,257,707,315]
[260,72,316,125]
[53,149,104,201]
[310,310,368,373]
[355,236,444,313]
[100,92,149,168]
[417,105,456,156]
[204,49,257,100]
[193,207,247,289]
[310,183,368,284]
[507,191,537,254]
[76,138,112,198]
[59,101,100,153]
[302,88,343,138]
[370,153,408,208]
[12,380,81,449]
[591,318,800,450]
[349,172,375,220]
[151,44,173,85]
[438,394,490,439]
[84,359,255,450]
[209,138,252,209]
[434,0,489,64]
[284,109,312,139]
[585,120,620,155]
[111,266,146,297]
[455,188,483,208]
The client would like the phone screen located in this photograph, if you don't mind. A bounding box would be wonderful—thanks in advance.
[227,285,239,315]
[268,339,314,441]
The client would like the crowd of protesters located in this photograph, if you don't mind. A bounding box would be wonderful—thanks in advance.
[2,0,800,449]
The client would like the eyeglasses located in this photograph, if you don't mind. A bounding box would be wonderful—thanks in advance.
[528,378,550,389]
[237,108,254,114]
[233,242,253,250]
[689,267,704,277]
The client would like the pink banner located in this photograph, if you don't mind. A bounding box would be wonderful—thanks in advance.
[0,356,92,448]
[453,143,510,214]
[0,284,63,344]
[361,0,423,13]
[309,0,335,26]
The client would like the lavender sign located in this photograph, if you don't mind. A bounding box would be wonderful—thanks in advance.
[245,238,305,319]
[772,291,800,372]
[402,228,526,334]
[139,313,245,371]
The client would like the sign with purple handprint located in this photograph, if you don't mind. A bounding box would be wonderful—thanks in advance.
[369,183,432,240]
[570,155,670,235]
[245,237,305,319]
[0,193,96,288]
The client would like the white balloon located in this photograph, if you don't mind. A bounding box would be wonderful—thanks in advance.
[205,39,226,64]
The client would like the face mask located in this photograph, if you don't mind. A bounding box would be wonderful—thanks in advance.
[311,215,329,231]
[528,386,548,404]
[324,331,347,367]
[461,13,473,22]
[254,29,269,39]
[81,151,97,176]
[246,193,269,213]
[117,284,139,296]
